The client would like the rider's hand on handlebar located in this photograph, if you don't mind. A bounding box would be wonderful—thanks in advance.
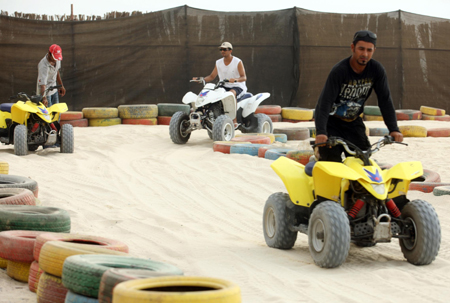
[389,131,403,143]
[314,134,328,161]
[42,97,48,107]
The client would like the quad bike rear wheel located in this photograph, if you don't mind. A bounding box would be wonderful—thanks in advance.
[169,111,191,144]
[399,199,441,265]
[263,192,297,249]
[14,125,28,156]
[60,124,74,153]
[308,201,350,268]
[212,115,234,141]
[255,113,273,133]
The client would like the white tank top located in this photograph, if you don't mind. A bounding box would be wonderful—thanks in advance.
[216,56,247,95]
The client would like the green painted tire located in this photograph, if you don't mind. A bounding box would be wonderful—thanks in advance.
[118,104,158,119]
[0,175,39,198]
[157,103,190,117]
[363,105,381,116]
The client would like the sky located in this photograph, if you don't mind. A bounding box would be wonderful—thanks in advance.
[1,0,450,20]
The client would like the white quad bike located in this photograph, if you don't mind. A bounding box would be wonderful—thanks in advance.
[169,79,273,144]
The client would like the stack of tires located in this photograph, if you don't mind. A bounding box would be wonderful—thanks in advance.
[395,109,422,121]
[60,111,88,127]
[363,105,383,121]
[281,107,314,123]
[118,104,158,125]
[420,105,450,121]
[157,103,190,125]
[255,105,282,122]
[82,108,121,127]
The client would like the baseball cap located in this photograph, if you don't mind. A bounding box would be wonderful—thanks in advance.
[218,42,233,50]
[49,44,63,61]
[352,30,377,47]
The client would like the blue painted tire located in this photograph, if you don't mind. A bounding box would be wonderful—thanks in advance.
[65,290,98,303]
[229,144,269,156]
[264,148,294,160]
[274,133,287,143]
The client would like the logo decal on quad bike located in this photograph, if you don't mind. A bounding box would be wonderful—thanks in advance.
[363,168,382,183]
[199,91,209,97]
[38,107,49,114]
[256,93,263,100]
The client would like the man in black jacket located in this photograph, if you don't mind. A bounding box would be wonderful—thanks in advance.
[314,30,403,162]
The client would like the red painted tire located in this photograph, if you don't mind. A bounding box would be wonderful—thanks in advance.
[0,188,36,205]
[427,128,450,137]
[60,118,88,127]
[122,118,158,125]
[60,111,83,121]
[34,233,129,262]
[268,114,282,122]
[409,182,450,193]
[212,141,251,154]
[157,116,171,125]
[395,109,422,120]
[286,150,314,165]
[257,146,276,158]
[0,230,47,262]
[231,135,271,144]
[36,272,68,303]
[255,105,282,115]
[28,260,43,293]
[422,114,450,121]
[273,128,310,140]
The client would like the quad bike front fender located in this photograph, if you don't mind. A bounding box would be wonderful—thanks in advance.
[182,92,197,108]
[383,161,423,198]
[0,111,12,129]
[271,157,314,207]
[239,93,270,118]
[48,103,68,114]
[11,103,36,124]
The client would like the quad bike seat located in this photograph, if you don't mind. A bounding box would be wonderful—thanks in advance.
[0,103,14,113]
[237,93,253,102]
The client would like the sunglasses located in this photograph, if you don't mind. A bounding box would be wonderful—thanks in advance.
[220,48,231,51]
[353,31,377,40]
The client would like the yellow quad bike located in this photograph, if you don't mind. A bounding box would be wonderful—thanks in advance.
[263,136,441,268]
[0,85,74,156]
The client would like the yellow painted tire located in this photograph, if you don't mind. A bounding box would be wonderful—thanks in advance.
[420,105,446,116]
[0,161,9,174]
[6,260,31,282]
[363,115,384,121]
[113,276,241,303]
[118,104,158,119]
[399,125,427,137]
[281,107,314,121]
[39,241,128,277]
[0,256,7,268]
[235,133,275,143]
[82,107,119,119]
[88,118,122,127]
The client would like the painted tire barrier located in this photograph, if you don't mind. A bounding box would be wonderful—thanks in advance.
[369,128,389,137]
[0,161,9,174]
[36,272,68,303]
[157,103,190,117]
[433,186,450,196]
[88,118,122,127]
[231,135,271,144]
[122,118,158,125]
[230,144,269,156]
[255,105,282,115]
[61,111,84,121]
[399,125,427,137]
[62,255,184,299]
[60,119,88,128]
[364,105,381,116]
[409,182,450,193]
[258,146,280,158]
[0,256,7,268]
[268,114,282,122]
[265,148,294,160]
[422,114,450,121]
[39,241,128,278]
[235,133,275,143]
[274,133,287,143]
[0,174,39,198]
[212,141,251,154]
[427,128,450,137]
[28,260,43,292]
[82,108,119,119]
[34,232,129,262]
[99,268,182,303]
[0,188,36,205]
[0,205,70,232]
[395,109,422,120]
[65,290,99,303]
[7,260,31,282]
[286,150,314,165]
[420,105,446,116]
[113,276,241,303]
[273,128,310,141]
[157,116,172,125]
[281,107,314,121]
[118,104,158,119]
[0,230,47,262]
[364,115,383,121]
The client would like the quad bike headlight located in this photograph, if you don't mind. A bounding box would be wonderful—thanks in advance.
[371,183,385,195]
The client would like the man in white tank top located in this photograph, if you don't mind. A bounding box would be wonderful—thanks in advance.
[193,42,247,100]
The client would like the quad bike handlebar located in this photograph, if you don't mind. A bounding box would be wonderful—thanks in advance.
[190,78,229,89]
[9,85,62,104]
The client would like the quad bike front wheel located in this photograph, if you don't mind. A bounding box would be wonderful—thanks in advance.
[212,115,234,141]
[169,111,191,144]
[263,192,297,249]
[308,201,350,268]
[13,125,28,156]
[399,199,441,265]
[60,124,74,153]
